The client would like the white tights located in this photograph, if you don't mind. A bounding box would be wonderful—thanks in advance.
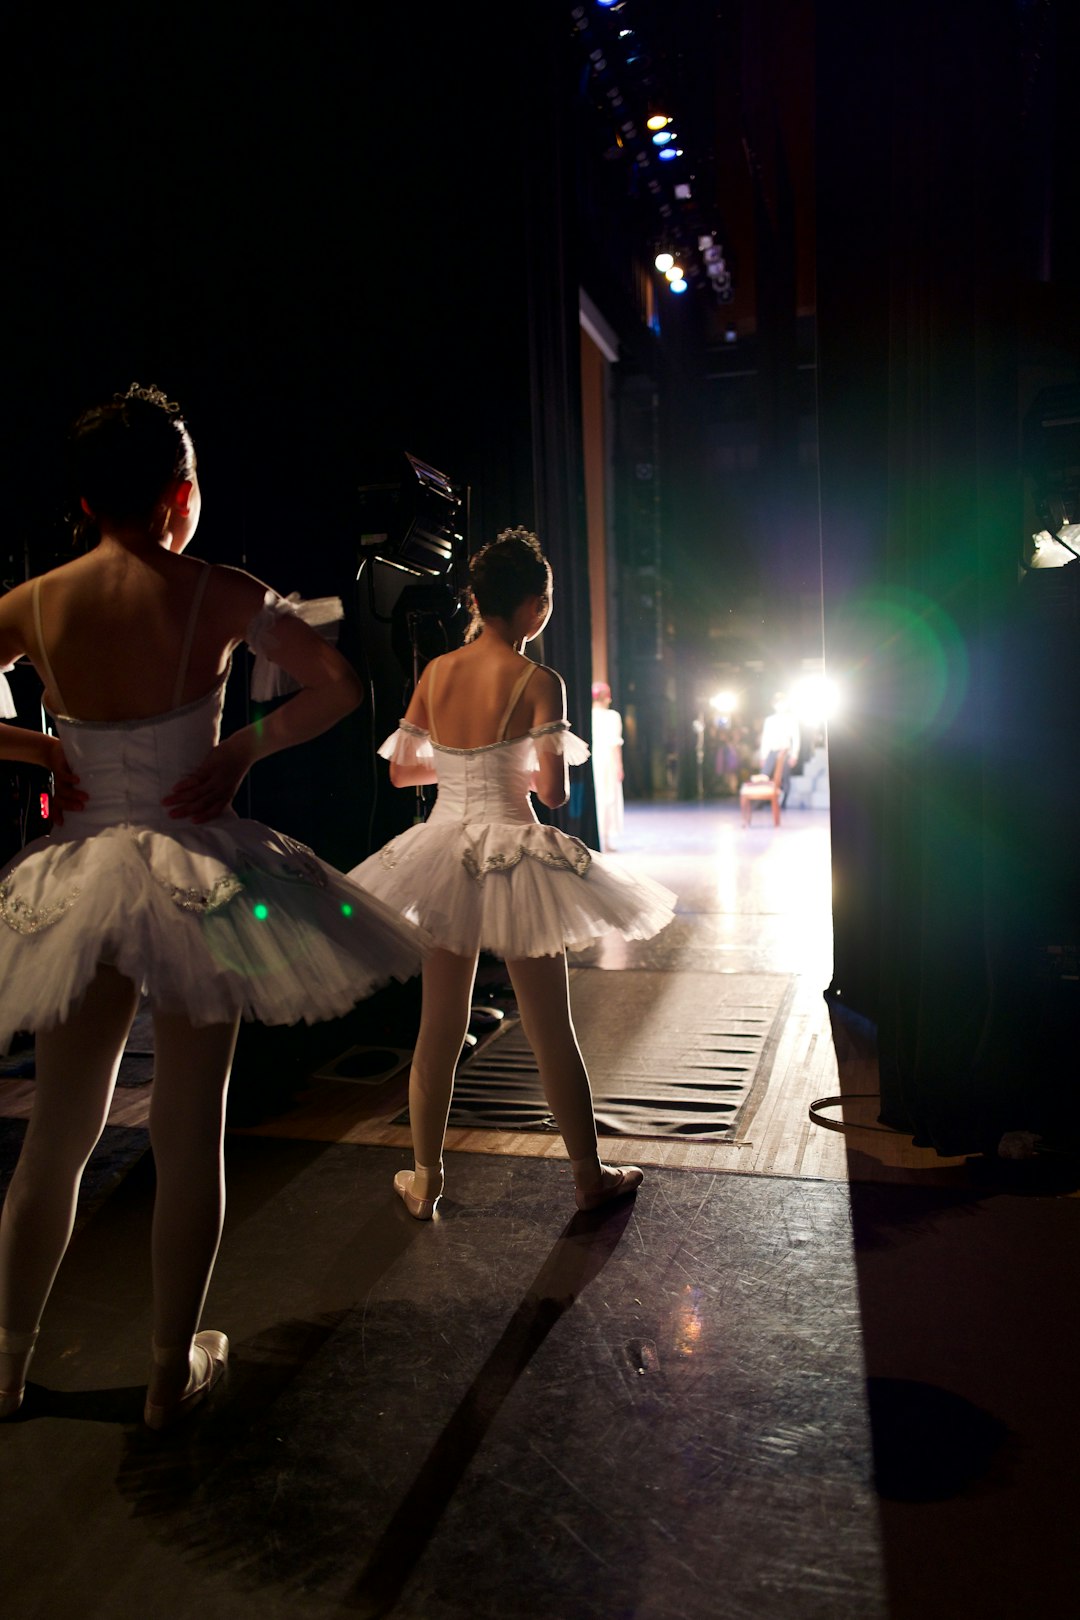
[0,963,238,1388]
[406,948,601,1194]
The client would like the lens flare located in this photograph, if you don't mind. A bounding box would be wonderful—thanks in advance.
[832,587,969,739]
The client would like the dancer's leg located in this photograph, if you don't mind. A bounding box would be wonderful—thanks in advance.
[0,964,139,1407]
[505,951,643,1209]
[145,1008,238,1410]
[396,948,478,1216]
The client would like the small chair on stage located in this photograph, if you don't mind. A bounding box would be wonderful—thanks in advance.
[740,749,788,828]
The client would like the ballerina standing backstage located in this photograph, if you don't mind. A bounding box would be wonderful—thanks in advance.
[0,384,424,1428]
[351,527,677,1220]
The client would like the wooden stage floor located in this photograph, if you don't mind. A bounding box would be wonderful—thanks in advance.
[0,800,971,1184]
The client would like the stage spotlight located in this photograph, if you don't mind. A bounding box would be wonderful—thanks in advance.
[664,263,685,281]
[658,147,678,162]
[792,674,843,726]
[670,278,688,293]
[357,451,464,579]
[647,112,672,130]
[652,130,673,145]
[654,251,675,272]
[710,690,738,713]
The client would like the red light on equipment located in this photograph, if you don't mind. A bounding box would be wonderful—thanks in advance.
[39,792,50,821]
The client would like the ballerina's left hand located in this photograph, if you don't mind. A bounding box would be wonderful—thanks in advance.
[163,733,256,824]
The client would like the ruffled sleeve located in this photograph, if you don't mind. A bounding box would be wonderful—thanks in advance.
[244,591,345,701]
[377,720,435,766]
[525,720,591,770]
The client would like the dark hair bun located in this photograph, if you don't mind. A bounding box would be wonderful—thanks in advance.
[468,526,551,624]
[69,382,193,525]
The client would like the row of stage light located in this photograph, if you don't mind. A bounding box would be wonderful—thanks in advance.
[578,2,733,307]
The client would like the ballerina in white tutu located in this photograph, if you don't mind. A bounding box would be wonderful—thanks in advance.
[351,527,676,1220]
[0,383,424,1427]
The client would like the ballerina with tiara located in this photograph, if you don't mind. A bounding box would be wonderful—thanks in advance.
[350,526,677,1221]
[0,382,425,1428]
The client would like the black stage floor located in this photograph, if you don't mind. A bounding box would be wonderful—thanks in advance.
[3,1134,1078,1619]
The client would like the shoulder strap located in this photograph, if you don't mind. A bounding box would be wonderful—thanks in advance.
[496,661,537,739]
[32,577,68,715]
[171,565,213,708]
[425,656,440,744]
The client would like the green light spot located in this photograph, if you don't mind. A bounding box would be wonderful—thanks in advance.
[341,903,353,917]
[253,903,270,921]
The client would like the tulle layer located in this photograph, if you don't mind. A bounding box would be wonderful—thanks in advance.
[350,821,677,959]
[0,820,424,1049]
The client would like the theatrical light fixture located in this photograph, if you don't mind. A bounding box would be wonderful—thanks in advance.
[664,263,685,281]
[654,251,675,272]
[657,147,678,162]
[646,113,672,130]
[652,130,673,145]
[710,690,738,713]
[357,451,464,578]
[670,278,688,294]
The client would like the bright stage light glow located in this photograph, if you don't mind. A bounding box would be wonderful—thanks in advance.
[658,147,678,162]
[664,264,685,281]
[654,251,674,272]
[647,113,672,131]
[670,278,688,293]
[792,674,842,726]
[710,689,738,713]
[652,130,673,145]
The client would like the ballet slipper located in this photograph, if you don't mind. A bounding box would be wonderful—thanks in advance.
[0,1326,40,1419]
[573,1163,644,1213]
[393,1164,443,1221]
[143,1329,228,1431]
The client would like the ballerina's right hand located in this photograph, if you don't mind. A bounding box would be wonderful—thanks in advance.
[46,740,87,827]
[163,734,254,824]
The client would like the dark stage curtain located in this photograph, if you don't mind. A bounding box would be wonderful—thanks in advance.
[521,12,599,850]
[817,1,1076,1153]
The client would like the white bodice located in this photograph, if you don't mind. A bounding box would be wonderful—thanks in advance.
[51,679,228,837]
[424,735,543,830]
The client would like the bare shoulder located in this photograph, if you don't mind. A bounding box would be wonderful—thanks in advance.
[0,561,74,630]
[528,662,566,721]
[208,563,276,613]
[531,662,566,698]
[0,577,32,653]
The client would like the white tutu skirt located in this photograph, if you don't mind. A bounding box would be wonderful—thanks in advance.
[350,820,677,960]
[0,818,424,1049]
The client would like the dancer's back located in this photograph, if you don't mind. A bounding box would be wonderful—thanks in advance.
[6,549,301,724]
[409,639,562,750]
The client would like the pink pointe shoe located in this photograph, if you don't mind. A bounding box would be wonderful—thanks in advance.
[143,1330,229,1431]
[393,1166,443,1221]
[574,1163,645,1213]
[0,1326,39,1419]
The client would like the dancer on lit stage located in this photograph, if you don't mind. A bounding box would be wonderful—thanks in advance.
[0,384,424,1427]
[351,527,676,1220]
